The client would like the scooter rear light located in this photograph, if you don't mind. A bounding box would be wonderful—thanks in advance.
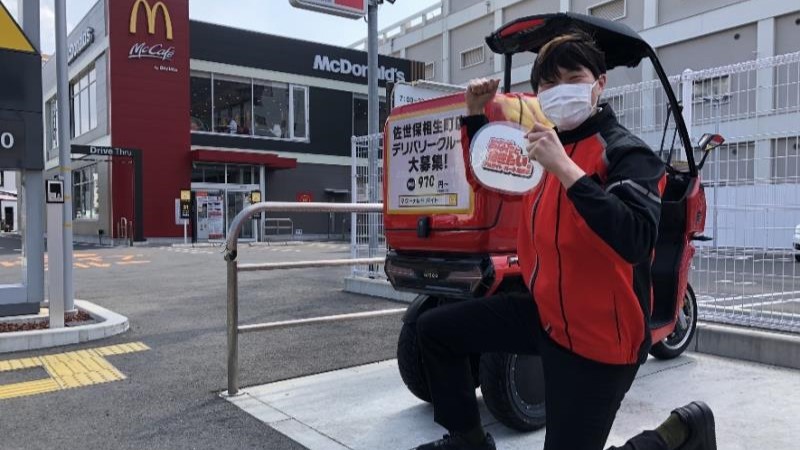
[384,251,495,298]
[385,261,415,283]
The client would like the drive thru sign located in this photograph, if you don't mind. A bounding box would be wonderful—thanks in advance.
[289,0,367,19]
[0,1,44,170]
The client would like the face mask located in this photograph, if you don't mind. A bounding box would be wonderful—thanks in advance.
[538,81,598,131]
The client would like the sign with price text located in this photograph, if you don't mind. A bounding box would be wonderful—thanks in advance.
[385,101,473,215]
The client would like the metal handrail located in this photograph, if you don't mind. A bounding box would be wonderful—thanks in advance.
[223,202,395,397]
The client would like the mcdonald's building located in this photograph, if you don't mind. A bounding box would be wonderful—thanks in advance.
[41,0,423,242]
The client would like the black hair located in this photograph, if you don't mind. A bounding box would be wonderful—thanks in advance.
[530,31,607,92]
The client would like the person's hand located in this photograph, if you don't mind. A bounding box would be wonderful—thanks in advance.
[465,78,500,116]
[526,123,585,188]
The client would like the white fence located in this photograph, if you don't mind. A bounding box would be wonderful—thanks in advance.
[603,52,800,333]
[351,134,386,280]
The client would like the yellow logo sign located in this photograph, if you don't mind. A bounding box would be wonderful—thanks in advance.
[0,1,35,53]
[130,0,173,41]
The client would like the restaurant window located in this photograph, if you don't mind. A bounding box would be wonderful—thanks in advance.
[73,164,99,220]
[70,66,97,138]
[191,163,260,185]
[353,95,388,137]
[191,73,310,141]
[254,81,290,138]
[190,72,212,132]
[292,86,308,139]
[46,98,59,160]
[213,75,252,135]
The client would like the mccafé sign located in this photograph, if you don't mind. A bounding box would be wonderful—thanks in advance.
[128,0,177,68]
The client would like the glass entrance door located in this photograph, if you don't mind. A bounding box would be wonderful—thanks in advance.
[226,190,254,240]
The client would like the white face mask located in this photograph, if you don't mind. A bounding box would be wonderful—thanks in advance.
[538,81,598,131]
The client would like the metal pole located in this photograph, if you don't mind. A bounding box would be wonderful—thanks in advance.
[367,0,379,264]
[18,0,45,310]
[713,98,720,249]
[55,0,75,311]
[226,258,239,396]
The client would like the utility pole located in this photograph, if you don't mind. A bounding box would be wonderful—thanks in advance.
[18,0,46,310]
[367,0,379,262]
[54,0,75,311]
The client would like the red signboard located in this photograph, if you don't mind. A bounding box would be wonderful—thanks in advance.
[289,0,367,19]
[296,192,314,203]
[109,0,190,238]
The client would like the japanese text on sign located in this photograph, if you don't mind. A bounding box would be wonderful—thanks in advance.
[387,105,472,214]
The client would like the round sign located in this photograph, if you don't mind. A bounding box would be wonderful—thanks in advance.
[469,122,543,195]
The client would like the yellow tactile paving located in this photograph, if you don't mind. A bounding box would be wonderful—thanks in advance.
[0,342,149,400]
[0,379,61,400]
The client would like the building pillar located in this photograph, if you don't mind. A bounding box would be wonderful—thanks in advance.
[754,17,776,181]
[494,8,504,75]
[643,0,658,29]
[559,0,570,12]
[442,29,451,84]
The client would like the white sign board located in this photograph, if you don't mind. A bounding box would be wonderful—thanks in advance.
[46,180,65,204]
[392,82,463,108]
[289,0,367,19]
[386,104,473,214]
[470,123,543,195]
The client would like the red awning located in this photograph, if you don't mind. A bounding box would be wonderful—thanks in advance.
[191,149,297,169]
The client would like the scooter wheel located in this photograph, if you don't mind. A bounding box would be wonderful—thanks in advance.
[397,321,432,403]
[650,285,698,360]
[480,353,546,432]
[397,314,481,403]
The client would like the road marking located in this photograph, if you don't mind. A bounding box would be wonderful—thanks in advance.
[0,342,149,400]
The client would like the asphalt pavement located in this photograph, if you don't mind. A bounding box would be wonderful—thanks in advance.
[0,240,402,450]
[0,239,799,449]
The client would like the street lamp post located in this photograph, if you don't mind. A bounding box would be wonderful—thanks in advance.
[54,0,75,311]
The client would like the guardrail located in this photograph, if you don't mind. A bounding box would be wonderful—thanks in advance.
[263,217,294,239]
[223,202,402,396]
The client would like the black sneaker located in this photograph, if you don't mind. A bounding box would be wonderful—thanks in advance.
[415,433,496,450]
[672,401,717,450]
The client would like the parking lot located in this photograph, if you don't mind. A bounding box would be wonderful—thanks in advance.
[0,238,799,449]
[0,239,401,450]
[692,247,800,331]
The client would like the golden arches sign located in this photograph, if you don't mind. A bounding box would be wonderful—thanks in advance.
[130,0,173,41]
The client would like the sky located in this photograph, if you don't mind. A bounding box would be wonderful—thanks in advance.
[0,0,440,55]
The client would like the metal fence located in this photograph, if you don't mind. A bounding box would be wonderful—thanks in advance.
[606,52,800,332]
[223,201,397,397]
[351,134,386,280]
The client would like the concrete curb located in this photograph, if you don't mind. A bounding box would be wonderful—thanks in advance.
[0,300,129,354]
[248,241,304,247]
[692,322,800,370]
[171,243,220,249]
[343,277,417,303]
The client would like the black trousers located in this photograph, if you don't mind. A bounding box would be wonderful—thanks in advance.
[416,293,668,450]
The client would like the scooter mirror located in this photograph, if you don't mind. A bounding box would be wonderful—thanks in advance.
[469,122,544,195]
[697,133,725,171]
[698,133,725,152]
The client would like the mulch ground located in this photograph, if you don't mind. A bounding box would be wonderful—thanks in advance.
[0,311,94,333]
